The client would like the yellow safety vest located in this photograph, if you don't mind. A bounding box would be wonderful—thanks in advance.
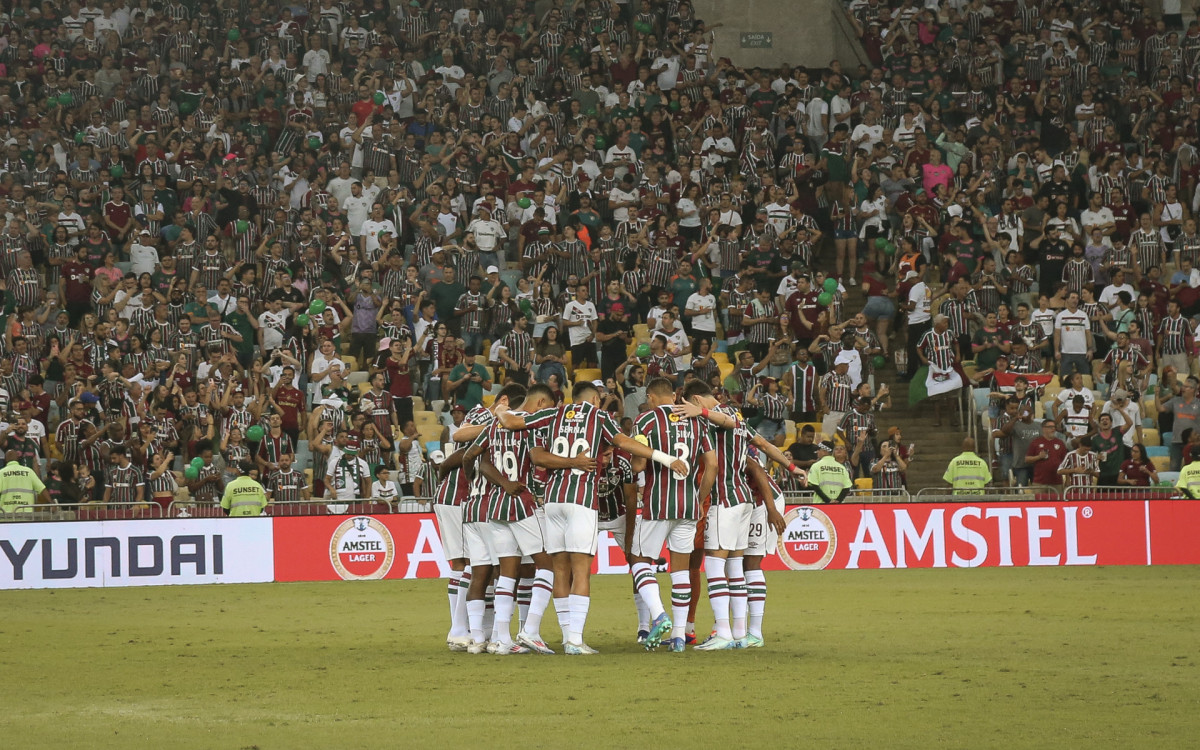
[809,456,853,502]
[943,451,990,494]
[1175,463,1200,497]
[0,460,44,513]
[220,476,268,517]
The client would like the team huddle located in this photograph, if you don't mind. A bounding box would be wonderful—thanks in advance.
[431,377,807,654]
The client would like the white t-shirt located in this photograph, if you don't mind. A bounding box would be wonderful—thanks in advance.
[1099,283,1138,312]
[1102,401,1142,447]
[258,309,289,350]
[562,300,598,345]
[343,195,372,235]
[1055,308,1092,354]
[676,197,701,228]
[907,282,931,324]
[652,55,680,90]
[655,325,690,371]
[359,218,396,259]
[684,292,717,332]
[129,242,159,276]
[370,479,401,502]
[465,218,505,252]
[608,187,638,222]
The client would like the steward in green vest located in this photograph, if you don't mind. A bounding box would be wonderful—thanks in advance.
[0,450,49,514]
[220,461,268,517]
[808,441,854,503]
[944,438,990,494]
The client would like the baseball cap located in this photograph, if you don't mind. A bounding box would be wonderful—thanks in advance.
[834,351,855,366]
[591,379,605,388]
[344,439,359,454]
[486,265,499,274]
[817,441,834,452]
[451,404,466,414]
[1111,388,1130,400]
[429,449,446,463]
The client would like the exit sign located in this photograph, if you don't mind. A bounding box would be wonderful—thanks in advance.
[740,32,773,48]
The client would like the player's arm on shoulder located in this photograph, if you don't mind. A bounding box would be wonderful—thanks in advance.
[478,453,524,495]
[752,433,804,477]
[438,448,468,478]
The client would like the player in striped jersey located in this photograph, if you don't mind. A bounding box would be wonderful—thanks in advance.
[431,383,527,652]
[674,381,807,650]
[629,378,717,652]
[508,381,686,654]
[463,384,565,655]
[743,450,788,647]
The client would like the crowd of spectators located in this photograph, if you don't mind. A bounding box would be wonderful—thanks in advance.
[2,0,1200,509]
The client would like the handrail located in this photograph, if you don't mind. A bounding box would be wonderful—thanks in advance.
[913,485,1063,502]
[0,502,165,522]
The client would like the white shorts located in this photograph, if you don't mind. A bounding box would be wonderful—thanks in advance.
[433,504,465,561]
[598,515,633,553]
[463,521,498,567]
[746,494,786,557]
[490,515,545,559]
[633,518,697,558]
[703,503,753,552]
[521,506,547,565]
[543,503,599,555]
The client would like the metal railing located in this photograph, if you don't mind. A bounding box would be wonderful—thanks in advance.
[783,488,911,504]
[914,485,1062,502]
[1062,486,1179,502]
[1,502,166,523]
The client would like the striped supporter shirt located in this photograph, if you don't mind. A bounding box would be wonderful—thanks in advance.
[266,468,308,503]
[784,362,818,414]
[1058,450,1099,488]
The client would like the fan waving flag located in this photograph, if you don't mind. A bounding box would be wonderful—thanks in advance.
[993,371,1055,393]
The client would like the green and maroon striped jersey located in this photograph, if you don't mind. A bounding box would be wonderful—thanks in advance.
[474,410,556,523]
[598,450,635,522]
[435,405,493,507]
[634,405,713,520]
[539,402,620,509]
[703,404,757,508]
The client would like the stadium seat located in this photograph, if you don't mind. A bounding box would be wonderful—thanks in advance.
[1143,429,1161,446]
[973,389,990,413]
[575,368,602,384]
[412,396,425,411]
[1080,375,1094,389]
[483,394,496,407]
[357,382,372,397]
[425,441,440,457]
[500,270,523,291]
[1158,471,1180,484]
[563,351,572,373]
[712,352,730,365]
[719,362,734,380]
[854,477,873,490]
[633,324,650,342]
[1151,455,1170,471]
[342,355,358,372]
[347,371,369,387]
[1163,432,1172,445]
[413,411,440,427]
[1146,446,1169,458]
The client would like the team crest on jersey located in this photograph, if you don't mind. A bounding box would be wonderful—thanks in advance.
[776,506,837,571]
[668,413,680,422]
[566,410,577,419]
[329,516,396,580]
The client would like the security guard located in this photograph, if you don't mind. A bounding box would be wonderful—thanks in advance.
[808,441,854,503]
[944,438,990,494]
[0,449,50,513]
[220,461,268,517]
[1175,457,1200,498]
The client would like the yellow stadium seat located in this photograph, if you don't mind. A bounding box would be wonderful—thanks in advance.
[712,352,730,365]
[563,351,573,374]
[575,368,602,384]
[1151,455,1170,471]
[633,324,650,342]
[1143,428,1160,446]
[1080,374,1094,389]
[413,411,440,426]
[341,355,358,372]
[418,424,445,446]
[357,382,372,396]
[412,396,425,411]
[483,394,496,407]
[719,362,734,380]
[854,477,874,490]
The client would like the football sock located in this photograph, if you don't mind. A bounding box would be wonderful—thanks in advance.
[631,562,665,619]
[727,557,748,640]
[521,569,554,639]
[516,578,533,629]
[669,570,691,641]
[482,582,495,636]
[567,594,590,646]
[491,576,516,645]
[746,569,767,638]
[705,555,731,639]
[633,577,650,631]
[449,569,470,639]
[687,561,702,626]
[447,570,461,620]
[553,597,570,642]
[466,599,486,644]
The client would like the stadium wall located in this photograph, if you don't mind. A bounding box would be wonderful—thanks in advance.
[2,500,1198,590]
[692,0,871,70]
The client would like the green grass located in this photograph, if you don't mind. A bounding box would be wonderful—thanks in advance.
[2,567,1197,748]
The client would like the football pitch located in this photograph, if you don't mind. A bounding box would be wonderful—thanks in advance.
[3,566,1196,748]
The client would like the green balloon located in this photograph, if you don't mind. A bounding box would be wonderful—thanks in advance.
[109,164,125,178]
[373,91,385,105]
[246,425,265,442]
[823,277,838,293]
[296,313,310,327]
[668,101,680,111]
[518,298,532,313]
[517,197,532,209]
[635,20,651,33]
[309,299,327,315]
[184,465,199,480]
[875,237,888,250]
[636,343,651,358]
[817,292,833,306]
[235,219,249,233]
[178,101,195,115]
[883,242,896,256]
[74,132,84,144]
[227,29,240,41]
[872,355,887,369]
[58,92,74,106]
[308,136,321,149]
[594,135,606,149]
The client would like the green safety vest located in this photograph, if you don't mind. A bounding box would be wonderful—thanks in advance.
[809,456,853,503]
[220,475,268,517]
[943,452,990,494]
[0,460,44,513]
